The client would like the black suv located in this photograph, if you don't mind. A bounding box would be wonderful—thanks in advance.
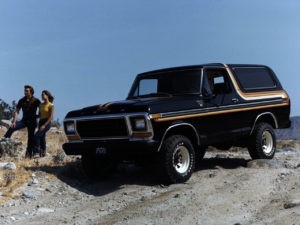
[63,63,291,183]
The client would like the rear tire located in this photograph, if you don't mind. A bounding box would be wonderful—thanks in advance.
[159,135,195,184]
[248,123,276,159]
[81,154,118,178]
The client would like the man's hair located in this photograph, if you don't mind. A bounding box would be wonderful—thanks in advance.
[24,85,34,95]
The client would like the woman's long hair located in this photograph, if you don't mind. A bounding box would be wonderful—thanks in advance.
[42,90,54,103]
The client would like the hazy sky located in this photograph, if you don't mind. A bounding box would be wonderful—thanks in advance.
[0,0,299,121]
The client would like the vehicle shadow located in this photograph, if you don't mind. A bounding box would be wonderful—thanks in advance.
[196,157,249,171]
[28,159,162,197]
[28,156,250,197]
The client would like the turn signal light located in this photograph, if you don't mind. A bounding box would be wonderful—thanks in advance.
[131,132,153,139]
[67,135,81,141]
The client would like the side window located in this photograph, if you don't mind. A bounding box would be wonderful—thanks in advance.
[203,69,232,95]
[232,67,276,91]
[214,76,225,84]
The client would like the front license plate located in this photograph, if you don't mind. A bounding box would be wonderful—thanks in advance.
[95,147,107,155]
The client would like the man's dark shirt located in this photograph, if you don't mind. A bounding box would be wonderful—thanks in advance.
[17,96,41,121]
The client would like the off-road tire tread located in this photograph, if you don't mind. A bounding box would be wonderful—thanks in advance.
[248,122,276,159]
[160,135,195,184]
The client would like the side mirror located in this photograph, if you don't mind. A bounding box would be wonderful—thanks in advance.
[202,87,214,98]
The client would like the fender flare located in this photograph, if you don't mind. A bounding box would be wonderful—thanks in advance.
[250,112,278,135]
[157,123,200,152]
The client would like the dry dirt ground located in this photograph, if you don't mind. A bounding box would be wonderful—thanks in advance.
[0,128,299,225]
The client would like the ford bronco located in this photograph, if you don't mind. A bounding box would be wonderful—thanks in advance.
[63,63,291,183]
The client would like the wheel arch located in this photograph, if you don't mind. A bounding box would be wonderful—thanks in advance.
[250,112,278,135]
[157,122,200,152]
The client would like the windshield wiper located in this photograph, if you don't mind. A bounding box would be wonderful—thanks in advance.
[127,96,139,99]
[128,92,173,99]
[142,92,173,97]
[151,92,172,97]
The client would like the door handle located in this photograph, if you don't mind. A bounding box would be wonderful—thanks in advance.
[232,98,239,103]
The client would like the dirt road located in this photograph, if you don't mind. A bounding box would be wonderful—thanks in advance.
[0,142,299,225]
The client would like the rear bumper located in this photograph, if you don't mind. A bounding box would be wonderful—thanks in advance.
[62,139,159,159]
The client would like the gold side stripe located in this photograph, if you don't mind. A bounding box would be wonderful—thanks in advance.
[151,102,289,122]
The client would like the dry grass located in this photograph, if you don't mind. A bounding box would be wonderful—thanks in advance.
[277,139,300,149]
[0,158,32,203]
[0,128,71,204]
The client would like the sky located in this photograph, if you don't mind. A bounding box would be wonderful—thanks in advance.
[0,0,299,121]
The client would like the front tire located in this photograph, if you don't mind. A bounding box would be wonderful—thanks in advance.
[248,123,276,159]
[160,135,195,184]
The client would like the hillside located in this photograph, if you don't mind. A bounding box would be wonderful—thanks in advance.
[276,116,300,140]
[0,126,299,225]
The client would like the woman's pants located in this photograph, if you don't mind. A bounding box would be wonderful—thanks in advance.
[33,119,51,156]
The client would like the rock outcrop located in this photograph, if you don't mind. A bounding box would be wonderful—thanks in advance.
[0,138,23,158]
[0,120,11,129]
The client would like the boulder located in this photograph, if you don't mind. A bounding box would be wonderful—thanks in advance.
[22,191,35,199]
[0,120,11,129]
[0,162,16,170]
[284,198,300,209]
[0,138,23,158]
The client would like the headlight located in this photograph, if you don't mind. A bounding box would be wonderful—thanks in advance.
[131,117,147,131]
[135,118,146,130]
[129,115,153,139]
[64,121,76,134]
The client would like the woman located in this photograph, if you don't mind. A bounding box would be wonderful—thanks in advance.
[33,90,54,158]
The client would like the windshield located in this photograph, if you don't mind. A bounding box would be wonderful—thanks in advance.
[128,69,201,98]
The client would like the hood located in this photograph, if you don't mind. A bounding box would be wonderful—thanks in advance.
[65,96,202,118]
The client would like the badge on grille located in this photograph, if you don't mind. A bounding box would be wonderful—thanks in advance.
[96,147,107,155]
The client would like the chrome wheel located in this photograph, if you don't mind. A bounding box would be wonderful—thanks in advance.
[172,145,190,174]
[262,130,273,155]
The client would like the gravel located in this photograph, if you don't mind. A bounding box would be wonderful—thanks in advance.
[0,144,299,225]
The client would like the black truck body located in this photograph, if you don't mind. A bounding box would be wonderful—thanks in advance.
[63,63,291,183]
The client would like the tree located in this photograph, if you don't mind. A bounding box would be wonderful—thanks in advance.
[52,118,61,128]
[0,99,16,121]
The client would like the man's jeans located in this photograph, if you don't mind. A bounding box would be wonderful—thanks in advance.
[4,119,37,156]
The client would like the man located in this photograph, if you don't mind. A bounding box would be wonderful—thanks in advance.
[4,85,41,158]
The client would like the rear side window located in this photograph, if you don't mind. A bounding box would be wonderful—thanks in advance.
[233,67,277,91]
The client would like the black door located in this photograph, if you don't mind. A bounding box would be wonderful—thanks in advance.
[199,67,243,144]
